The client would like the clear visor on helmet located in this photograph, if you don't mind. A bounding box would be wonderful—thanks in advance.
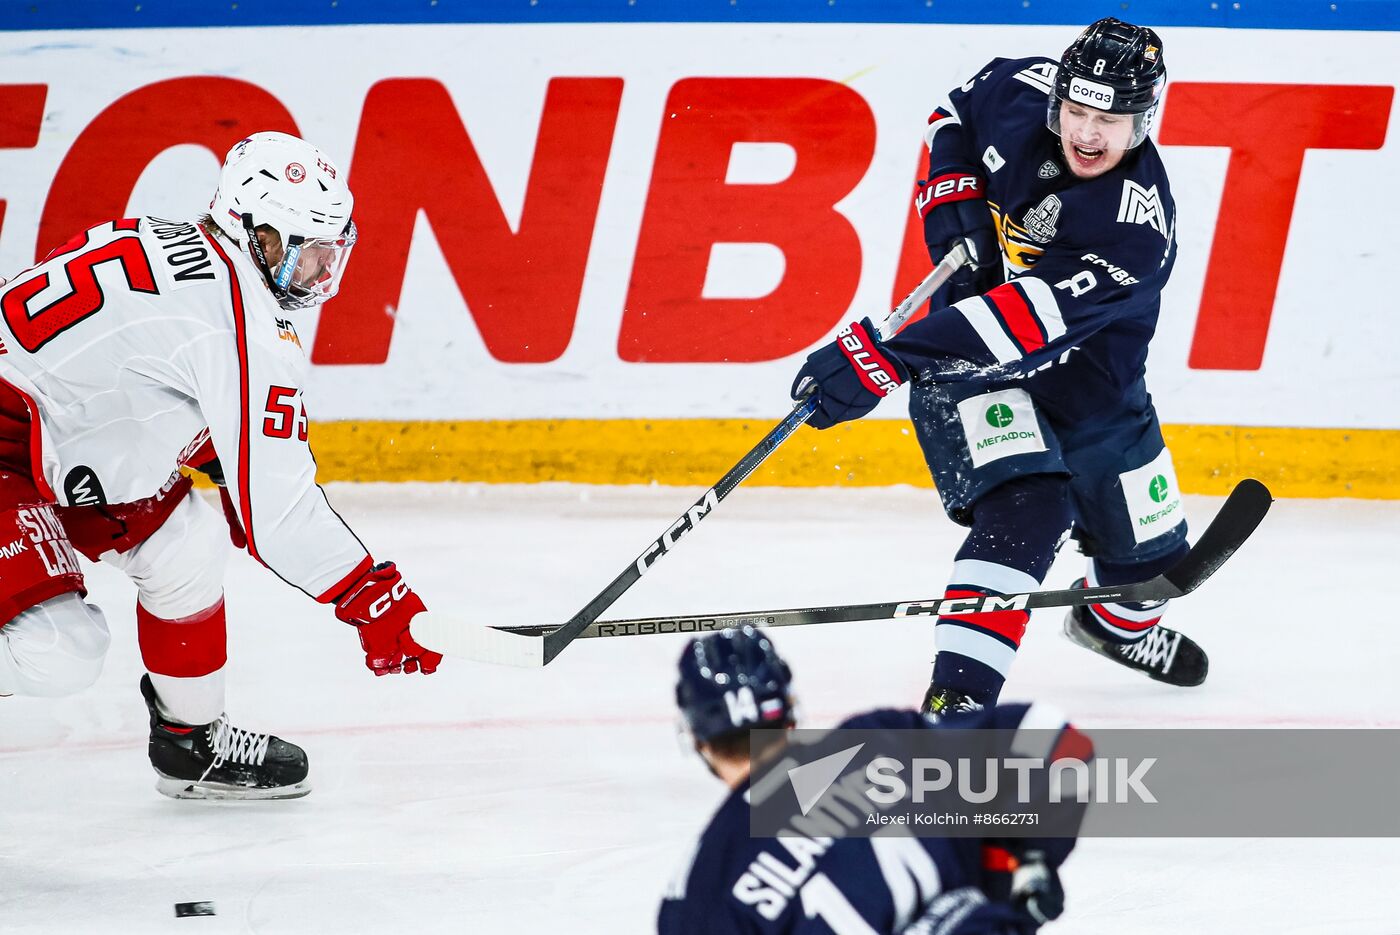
[1046,96,1156,151]
[266,221,357,310]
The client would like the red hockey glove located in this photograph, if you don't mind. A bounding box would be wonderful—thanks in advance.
[333,561,441,676]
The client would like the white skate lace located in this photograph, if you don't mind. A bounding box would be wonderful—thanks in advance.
[1119,626,1181,675]
[199,715,271,781]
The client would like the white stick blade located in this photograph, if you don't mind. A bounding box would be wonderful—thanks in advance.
[410,613,546,668]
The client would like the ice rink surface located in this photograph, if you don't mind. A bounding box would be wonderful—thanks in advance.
[2,482,1397,933]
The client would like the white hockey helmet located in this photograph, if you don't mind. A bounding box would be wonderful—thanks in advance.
[210,131,357,310]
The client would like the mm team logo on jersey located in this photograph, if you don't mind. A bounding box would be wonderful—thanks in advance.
[1022,194,1061,244]
[1037,160,1060,180]
[1116,181,1170,239]
[63,467,106,506]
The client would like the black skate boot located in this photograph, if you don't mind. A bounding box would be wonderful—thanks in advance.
[141,675,310,800]
[921,684,984,721]
[1063,603,1208,687]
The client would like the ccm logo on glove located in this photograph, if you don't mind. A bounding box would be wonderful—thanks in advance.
[837,321,905,396]
[332,561,441,676]
[368,578,410,619]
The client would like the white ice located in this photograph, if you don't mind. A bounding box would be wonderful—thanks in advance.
[2,483,1397,933]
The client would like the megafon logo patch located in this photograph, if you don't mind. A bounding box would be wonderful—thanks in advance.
[1068,76,1115,109]
[985,404,1015,428]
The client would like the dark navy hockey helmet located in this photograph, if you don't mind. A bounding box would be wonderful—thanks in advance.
[675,626,795,744]
[1048,17,1166,148]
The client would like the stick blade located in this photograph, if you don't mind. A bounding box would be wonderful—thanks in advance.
[1162,478,1273,595]
[410,613,546,668]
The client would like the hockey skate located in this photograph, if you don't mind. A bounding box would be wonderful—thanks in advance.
[921,685,984,721]
[140,675,310,800]
[1063,603,1208,687]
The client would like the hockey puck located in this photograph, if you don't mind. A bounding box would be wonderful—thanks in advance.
[174,902,216,918]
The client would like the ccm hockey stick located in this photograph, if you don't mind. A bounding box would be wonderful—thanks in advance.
[410,245,971,667]
[492,478,1273,643]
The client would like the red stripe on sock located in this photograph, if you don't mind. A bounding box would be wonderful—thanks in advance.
[1090,602,1162,632]
[940,588,1029,645]
[137,598,227,678]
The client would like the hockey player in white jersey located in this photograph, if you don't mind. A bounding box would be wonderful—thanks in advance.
[0,132,440,799]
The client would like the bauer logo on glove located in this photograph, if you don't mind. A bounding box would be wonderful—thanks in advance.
[837,322,904,397]
[790,318,910,431]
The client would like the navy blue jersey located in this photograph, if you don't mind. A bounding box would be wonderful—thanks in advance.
[657,703,1080,935]
[890,56,1177,430]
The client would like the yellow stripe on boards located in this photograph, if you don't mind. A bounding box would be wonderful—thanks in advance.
[300,420,1400,498]
[203,419,1400,500]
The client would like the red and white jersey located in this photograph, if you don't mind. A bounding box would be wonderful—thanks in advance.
[0,216,369,601]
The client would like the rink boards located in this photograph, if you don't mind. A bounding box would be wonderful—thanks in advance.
[0,17,1395,495]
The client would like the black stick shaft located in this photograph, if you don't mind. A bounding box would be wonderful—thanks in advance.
[507,478,1272,643]
[539,396,817,663]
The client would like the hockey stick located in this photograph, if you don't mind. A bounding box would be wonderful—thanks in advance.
[490,478,1273,642]
[410,245,971,667]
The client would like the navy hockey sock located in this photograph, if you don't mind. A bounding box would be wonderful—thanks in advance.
[932,475,1072,706]
[1076,542,1190,644]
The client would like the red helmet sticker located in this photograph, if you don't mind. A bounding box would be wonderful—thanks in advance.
[285,162,306,183]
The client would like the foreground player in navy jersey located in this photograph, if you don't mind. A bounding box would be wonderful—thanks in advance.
[659,627,1082,934]
[792,19,1203,716]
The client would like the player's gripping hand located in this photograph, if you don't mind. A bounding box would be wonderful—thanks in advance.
[333,561,442,676]
[791,317,909,430]
[917,164,1000,290]
[1010,850,1064,926]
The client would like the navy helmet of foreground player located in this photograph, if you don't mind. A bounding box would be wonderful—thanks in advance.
[676,625,795,779]
[662,627,1075,934]
[789,18,1202,720]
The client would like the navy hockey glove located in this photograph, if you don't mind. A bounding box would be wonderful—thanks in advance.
[791,318,909,430]
[1011,850,1064,926]
[901,886,1028,935]
[916,165,1000,291]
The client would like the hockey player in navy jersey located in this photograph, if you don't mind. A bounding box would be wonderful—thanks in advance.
[659,627,1082,934]
[791,18,1202,716]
